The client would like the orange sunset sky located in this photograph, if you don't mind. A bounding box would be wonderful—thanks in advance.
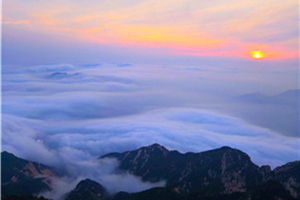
[2,0,298,62]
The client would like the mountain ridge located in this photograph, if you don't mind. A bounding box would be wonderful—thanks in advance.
[65,179,108,200]
[101,143,299,198]
[1,151,57,197]
[2,144,300,200]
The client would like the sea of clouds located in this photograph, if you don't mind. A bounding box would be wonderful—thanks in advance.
[2,62,299,198]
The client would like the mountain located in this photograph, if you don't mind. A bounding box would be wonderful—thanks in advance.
[234,89,299,105]
[112,180,296,200]
[46,72,82,80]
[101,144,262,194]
[1,151,56,197]
[274,161,300,198]
[230,89,299,137]
[102,143,300,199]
[65,179,108,200]
[274,89,300,102]
[111,187,185,200]
[250,179,296,200]
[234,92,268,104]
[2,144,299,200]
[1,195,51,200]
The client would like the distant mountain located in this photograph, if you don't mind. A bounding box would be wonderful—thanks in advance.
[1,151,57,197]
[234,92,268,104]
[234,89,299,105]
[65,179,108,200]
[274,89,300,100]
[46,72,82,80]
[102,143,300,199]
[231,89,299,137]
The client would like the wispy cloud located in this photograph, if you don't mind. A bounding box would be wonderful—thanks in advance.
[2,63,299,169]
[2,62,299,199]
[3,0,298,60]
[2,20,30,25]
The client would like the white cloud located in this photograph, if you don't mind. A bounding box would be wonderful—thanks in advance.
[1,63,299,199]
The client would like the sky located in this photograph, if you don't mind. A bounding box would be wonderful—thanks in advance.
[2,0,299,64]
[1,0,299,197]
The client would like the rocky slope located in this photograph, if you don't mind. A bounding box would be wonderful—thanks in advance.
[102,143,300,199]
[102,144,262,193]
[65,179,108,200]
[1,151,56,196]
[2,144,299,200]
[274,161,300,198]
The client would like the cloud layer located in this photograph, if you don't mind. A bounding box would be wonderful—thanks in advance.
[2,63,299,199]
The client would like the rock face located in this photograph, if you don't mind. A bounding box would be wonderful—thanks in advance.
[102,144,261,194]
[274,161,300,198]
[1,151,56,196]
[102,144,300,199]
[65,179,108,200]
[1,195,51,200]
[250,179,296,200]
[2,144,299,200]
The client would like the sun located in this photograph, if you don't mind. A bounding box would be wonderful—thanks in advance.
[251,51,263,59]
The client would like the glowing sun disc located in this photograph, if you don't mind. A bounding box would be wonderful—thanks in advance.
[251,51,263,59]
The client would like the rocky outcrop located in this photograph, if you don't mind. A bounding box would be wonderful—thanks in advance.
[2,144,299,200]
[65,179,108,200]
[274,161,300,198]
[1,151,57,196]
[101,144,300,199]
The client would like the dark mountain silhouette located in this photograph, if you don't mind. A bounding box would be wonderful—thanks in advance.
[1,151,56,197]
[102,143,300,199]
[102,144,263,193]
[65,179,108,200]
[274,161,300,198]
[2,144,299,200]
[1,195,51,200]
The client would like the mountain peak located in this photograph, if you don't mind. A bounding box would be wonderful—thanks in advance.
[1,151,56,197]
[66,179,107,200]
[76,178,100,187]
[219,146,234,150]
[143,143,169,153]
[2,151,17,158]
[149,143,163,148]
[3,148,300,200]
[202,145,247,156]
